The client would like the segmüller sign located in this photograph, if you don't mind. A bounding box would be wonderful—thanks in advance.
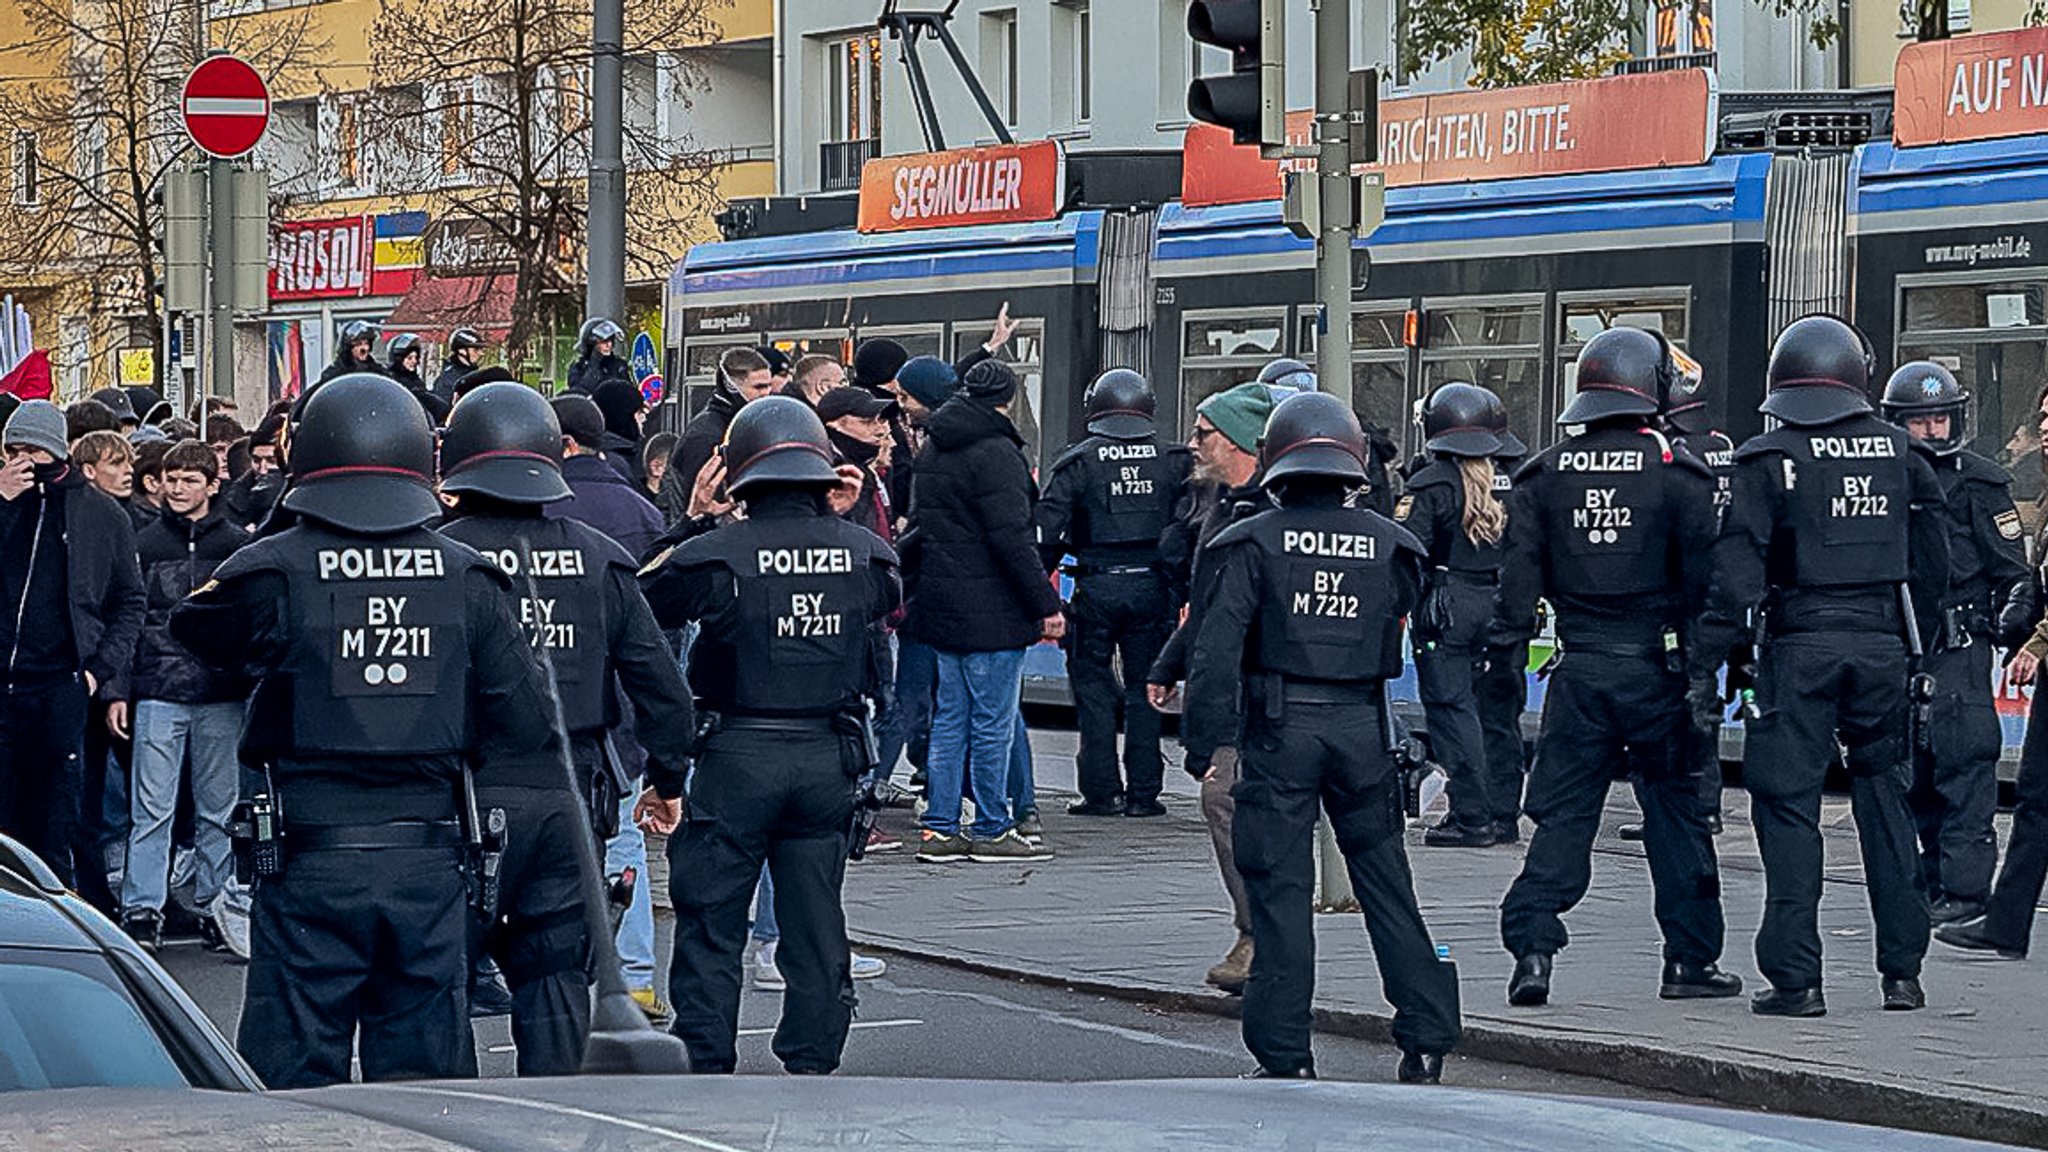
[1183,68,1717,209]
[857,141,1065,233]
[1895,27,2048,148]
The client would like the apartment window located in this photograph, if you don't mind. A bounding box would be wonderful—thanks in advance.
[982,10,1019,129]
[11,132,37,207]
[1075,3,1091,124]
[438,81,476,181]
[825,33,884,143]
[334,99,360,187]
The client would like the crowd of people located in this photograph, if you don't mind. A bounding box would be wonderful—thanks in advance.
[5,300,2048,1087]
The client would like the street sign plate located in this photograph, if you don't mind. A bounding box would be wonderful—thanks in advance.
[181,56,270,159]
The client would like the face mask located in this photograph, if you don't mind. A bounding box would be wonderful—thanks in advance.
[32,461,68,485]
[829,428,880,466]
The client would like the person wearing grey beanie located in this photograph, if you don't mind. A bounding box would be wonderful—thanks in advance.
[4,399,71,462]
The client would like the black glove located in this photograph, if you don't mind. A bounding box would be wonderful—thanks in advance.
[1183,750,1214,780]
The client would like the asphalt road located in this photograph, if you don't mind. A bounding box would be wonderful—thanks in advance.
[156,936,1689,1099]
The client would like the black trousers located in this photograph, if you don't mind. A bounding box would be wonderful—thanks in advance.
[1745,633,1927,990]
[240,843,475,1088]
[476,784,591,1078]
[1416,643,1492,829]
[0,674,86,886]
[1476,642,1529,827]
[75,700,126,913]
[1500,650,1724,966]
[1232,695,1460,1071]
[1907,640,2001,903]
[1980,678,2048,953]
[1687,669,1725,819]
[668,725,856,1074]
[1067,572,1172,805]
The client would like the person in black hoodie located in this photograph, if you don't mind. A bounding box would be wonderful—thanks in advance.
[119,440,251,952]
[664,346,778,513]
[566,318,631,396]
[591,377,647,482]
[385,334,450,425]
[0,400,146,886]
[904,361,1062,863]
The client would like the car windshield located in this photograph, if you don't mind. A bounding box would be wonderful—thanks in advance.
[0,951,185,1091]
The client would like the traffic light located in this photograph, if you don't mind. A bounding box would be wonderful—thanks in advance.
[1186,0,1284,149]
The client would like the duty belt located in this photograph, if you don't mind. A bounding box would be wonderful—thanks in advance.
[1069,562,1158,578]
[289,819,463,852]
[716,714,839,734]
[1277,679,1380,705]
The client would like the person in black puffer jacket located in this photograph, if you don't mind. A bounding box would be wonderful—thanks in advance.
[903,360,1062,861]
[119,440,251,950]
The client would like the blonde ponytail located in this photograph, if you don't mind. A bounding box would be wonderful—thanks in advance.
[1459,456,1506,547]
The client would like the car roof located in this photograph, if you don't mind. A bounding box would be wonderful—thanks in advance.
[3,1078,2020,1151]
[0,868,102,954]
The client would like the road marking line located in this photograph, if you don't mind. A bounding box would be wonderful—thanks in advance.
[737,1017,923,1038]
[370,1085,759,1152]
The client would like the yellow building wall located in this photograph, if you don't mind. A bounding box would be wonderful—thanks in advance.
[1850,0,2041,87]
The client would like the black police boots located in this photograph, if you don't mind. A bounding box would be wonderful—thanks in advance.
[1935,915,2026,959]
[1397,1051,1445,1084]
[1124,798,1168,818]
[1240,1063,1316,1080]
[1927,896,1985,926]
[1067,796,1126,817]
[1424,819,1501,848]
[1882,977,1926,1011]
[1751,986,1826,1017]
[1507,954,1551,1006]
[1659,961,1743,1000]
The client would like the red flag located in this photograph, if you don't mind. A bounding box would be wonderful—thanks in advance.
[0,350,53,400]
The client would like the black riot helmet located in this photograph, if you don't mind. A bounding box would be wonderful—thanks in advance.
[1881,360,1971,456]
[1762,314,1876,427]
[578,317,626,360]
[1660,342,1708,433]
[440,382,573,505]
[1083,368,1156,439]
[1423,382,1508,458]
[1481,388,1527,459]
[723,395,841,499]
[1559,327,1670,425]
[335,320,380,366]
[281,373,441,534]
[449,327,485,355]
[386,332,423,368]
[1258,357,1317,394]
[1261,391,1368,488]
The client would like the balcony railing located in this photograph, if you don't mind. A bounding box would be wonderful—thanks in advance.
[820,137,880,192]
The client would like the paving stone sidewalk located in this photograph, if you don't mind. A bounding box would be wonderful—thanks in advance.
[841,728,2048,1147]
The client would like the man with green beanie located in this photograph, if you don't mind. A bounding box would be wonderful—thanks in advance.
[1148,381,1275,993]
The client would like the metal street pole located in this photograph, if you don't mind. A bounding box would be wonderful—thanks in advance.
[207,156,234,412]
[1311,0,1353,403]
[587,0,627,323]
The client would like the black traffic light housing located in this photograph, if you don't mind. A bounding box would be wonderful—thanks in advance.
[1186,0,1284,149]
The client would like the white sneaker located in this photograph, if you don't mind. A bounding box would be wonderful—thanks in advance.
[752,941,785,990]
[851,952,886,980]
[210,886,251,961]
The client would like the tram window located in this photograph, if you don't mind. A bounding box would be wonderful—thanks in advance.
[1557,296,1689,347]
[955,320,1046,466]
[1903,281,2048,332]
[1428,302,1543,349]
[1899,340,2048,515]
[683,339,758,381]
[1351,359,1408,443]
[1181,309,1288,431]
[860,327,944,360]
[1354,310,1406,351]
[767,332,851,363]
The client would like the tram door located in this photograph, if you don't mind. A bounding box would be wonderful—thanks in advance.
[1896,275,2048,529]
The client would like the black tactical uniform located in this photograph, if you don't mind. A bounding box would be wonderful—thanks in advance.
[1183,392,1460,1084]
[1475,391,1531,841]
[1036,369,1190,817]
[1397,383,1512,846]
[169,374,557,1088]
[1881,361,2034,923]
[1494,327,1738,1007]
[567,317,633,396]
[1702,316,1948,1016]
[639,396,900,1075]
[438,383,697,1076]
[431,327,487,402]
[316,319,384,384]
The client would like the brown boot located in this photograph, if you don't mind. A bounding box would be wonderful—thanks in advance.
[1207,934,1254,994]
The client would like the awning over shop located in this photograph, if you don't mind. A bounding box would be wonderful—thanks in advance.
[381,274,516,342]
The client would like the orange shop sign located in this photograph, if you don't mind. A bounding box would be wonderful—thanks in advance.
[857,141,1065,233]
[1895,27,2048,148]
[1182,68,1717,208]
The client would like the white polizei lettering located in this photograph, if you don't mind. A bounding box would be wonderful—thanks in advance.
[1556,450,1644,472]
[1807,435,1897,459]
[756,547,855,576]
[1282,530,1376,560]
[316,547,446,580]
[1095,443,1158,461]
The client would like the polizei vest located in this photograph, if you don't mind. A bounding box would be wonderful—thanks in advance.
[674,513,890,715]
[442,514,625,735]
[1051,435,1186,554]
[218,522,484,757]
[1740,415,1912,588]
[1210,504,1421,682]
[1521,426,1701,598]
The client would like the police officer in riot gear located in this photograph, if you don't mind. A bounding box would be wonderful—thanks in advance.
[568,318,632,396]
[433,327,488,402]
[1400,382,1514,847]
[1494,326,1737,1007]
[1881,361,2034,924]
[385,333,450,425]
[636,395,899,1075]
[1257,357,1317,393]
[1617,348,1736,842]
[1037,368,1190,817]
[1702,315,1948,1016]
[169,373,559,1087]
[437,382,697,1075]
[1183,391,1461,1084]
[318,320,383,384]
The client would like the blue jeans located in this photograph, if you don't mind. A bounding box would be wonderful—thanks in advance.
[122,699,240,914]
[605,787,656,991]
[752,863,779,943]
[880,637,938,784]
[922,648,1027,840]
[1009,712,1036,818]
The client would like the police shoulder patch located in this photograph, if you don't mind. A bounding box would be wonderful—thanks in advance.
[1996,509,2024,540]
[637,545,676,576]
[1393,495,1415,521]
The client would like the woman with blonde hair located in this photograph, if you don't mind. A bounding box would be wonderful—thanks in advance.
[1395,382,1513,847]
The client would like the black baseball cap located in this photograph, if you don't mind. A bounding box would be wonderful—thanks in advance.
[817,386,899,423]
[549,394,608,449]
[757,346,793,377]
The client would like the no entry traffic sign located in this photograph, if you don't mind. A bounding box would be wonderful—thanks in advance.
[181,56,270,159]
